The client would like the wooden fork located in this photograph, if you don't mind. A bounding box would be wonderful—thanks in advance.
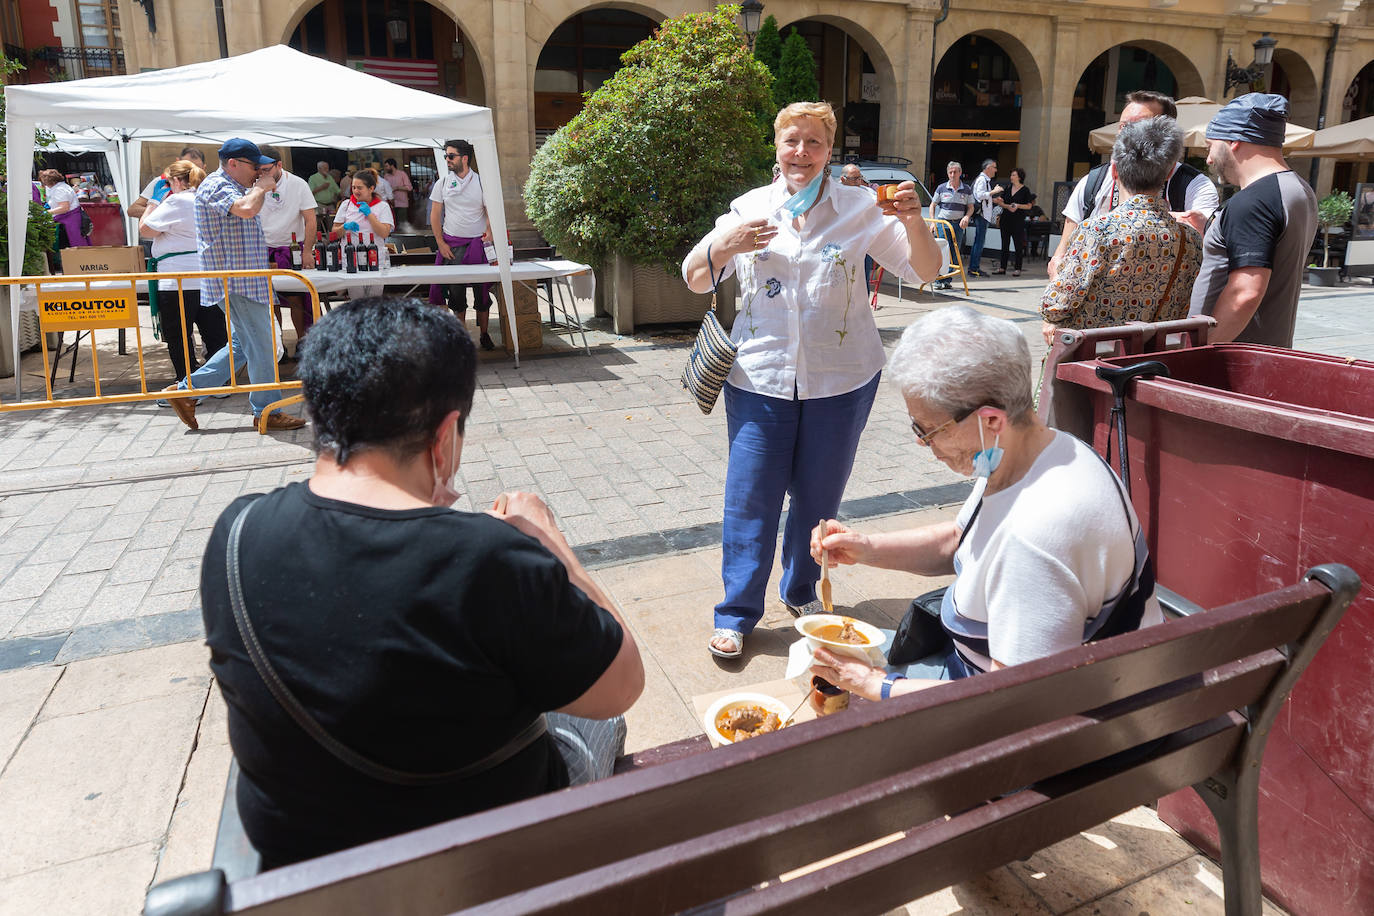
[819,518,833,614]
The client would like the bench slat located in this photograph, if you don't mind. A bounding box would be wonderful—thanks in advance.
[449,655,1279,915]
[710,719,1242,916]
[223,582,1328,916]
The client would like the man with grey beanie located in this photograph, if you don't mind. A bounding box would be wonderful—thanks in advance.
[1188,93,1316,347]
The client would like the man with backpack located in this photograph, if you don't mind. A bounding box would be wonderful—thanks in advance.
[1048,91,1217,282]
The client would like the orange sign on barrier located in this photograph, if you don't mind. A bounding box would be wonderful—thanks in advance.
[37,287,139,331]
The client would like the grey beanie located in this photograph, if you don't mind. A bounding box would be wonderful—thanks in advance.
[1206,93,1289,147]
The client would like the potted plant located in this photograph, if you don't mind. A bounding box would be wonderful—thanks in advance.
[524,4,773,333]
[1308,191,1353,287]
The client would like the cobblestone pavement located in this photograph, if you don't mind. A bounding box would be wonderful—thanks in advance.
[1,272,1372,668]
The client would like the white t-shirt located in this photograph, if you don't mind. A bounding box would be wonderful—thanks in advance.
[46,181,79,212]
[259,171,316,247]
[429,169,487,238]
[141,190,201,290]
[333,197,394,268]
[375,175,394,202]
[681,177,924,401]
[140,176,161,201]
[950,431,1163,671]
[1063,163,1219,224]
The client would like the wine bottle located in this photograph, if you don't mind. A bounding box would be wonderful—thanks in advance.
[366,233,379,271]
[290,232,303,270]
[344,231,357,274]
[326,233,340,272]
[314,232,327,271]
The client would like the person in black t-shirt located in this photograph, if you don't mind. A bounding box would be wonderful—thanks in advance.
[201,297,644,870]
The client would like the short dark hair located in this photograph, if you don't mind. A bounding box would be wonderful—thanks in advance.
[1126,90,1177,120]
[383,157,398,168]
[1011,167,1026,183]
[180,146,204,163]
[446,139,475,165]
[298,297,477,466]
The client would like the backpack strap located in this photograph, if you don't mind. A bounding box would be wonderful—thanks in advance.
[1080,164,1112,221]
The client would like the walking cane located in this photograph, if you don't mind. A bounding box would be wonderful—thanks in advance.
[1093,361,1170,496]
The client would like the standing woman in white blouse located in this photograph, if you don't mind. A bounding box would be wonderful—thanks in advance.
[682,101,942,658]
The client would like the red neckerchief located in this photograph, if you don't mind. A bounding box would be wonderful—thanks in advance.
[349,195,382,208]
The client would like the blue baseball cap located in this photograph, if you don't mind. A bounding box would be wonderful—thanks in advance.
[217,138,274,165]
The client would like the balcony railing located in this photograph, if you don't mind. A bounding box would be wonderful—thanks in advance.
[30,45,126,79]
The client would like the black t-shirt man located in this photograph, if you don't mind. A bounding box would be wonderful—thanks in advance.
[202,482,624,869]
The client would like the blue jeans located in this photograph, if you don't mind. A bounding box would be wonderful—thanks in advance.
[716,374,881,633]
[934,220,965,273]
[181,293,285,416]
[969,213,990,271]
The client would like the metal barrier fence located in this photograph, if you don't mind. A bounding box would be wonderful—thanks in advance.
[1,268,321,434]
[924,217,970,295]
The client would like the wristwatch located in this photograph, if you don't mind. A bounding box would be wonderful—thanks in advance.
[880,674,907,699]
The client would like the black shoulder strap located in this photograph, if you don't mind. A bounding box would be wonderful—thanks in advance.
[1167,162,1201,212]
[1081,164,1111,219]
[225,498,547,787]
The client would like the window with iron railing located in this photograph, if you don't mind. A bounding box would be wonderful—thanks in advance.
[74,0,124,77]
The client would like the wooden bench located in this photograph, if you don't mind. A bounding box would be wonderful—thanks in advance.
[144,564,1358,916]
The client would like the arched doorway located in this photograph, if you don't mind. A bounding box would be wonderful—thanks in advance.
[776,19,890,160]
[1334,59,1374,193]
[287,0,478,230]
[1267,49,1319,130]
[533,9,658,144]
[930,34,1030,189]
[1066,42,1196,180]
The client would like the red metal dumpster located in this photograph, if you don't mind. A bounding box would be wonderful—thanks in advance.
[1056,342,1374,916]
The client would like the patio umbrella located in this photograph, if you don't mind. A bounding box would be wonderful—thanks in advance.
[1088,97,1315,154]
[1287,115,1374,160]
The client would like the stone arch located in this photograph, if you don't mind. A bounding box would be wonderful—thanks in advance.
[1076,38,1207,103]
[526,0,673,49]
[275,0,491,105]
[773,14,900,158]
[1269,48,1319,129]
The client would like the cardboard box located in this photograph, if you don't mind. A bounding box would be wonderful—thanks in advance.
[499,312,543,353]
[60,245,145,276]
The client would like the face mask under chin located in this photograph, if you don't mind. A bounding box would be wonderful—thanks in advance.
[430,423,463,507]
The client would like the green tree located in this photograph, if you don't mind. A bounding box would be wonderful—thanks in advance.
[773,29,819,109]
[753,15,781,76]
[0,53,56,276]
[524,4,773,273]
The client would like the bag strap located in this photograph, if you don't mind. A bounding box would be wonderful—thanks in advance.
[705,243,728,310]
[1160,227,1189,304]
[225,499,548,787]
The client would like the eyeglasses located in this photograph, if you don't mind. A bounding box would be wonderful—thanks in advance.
[910,408,975,446]
[231,158,257,168]
[445,153,461,160]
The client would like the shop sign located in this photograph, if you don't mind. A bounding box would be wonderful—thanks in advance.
[930,129,1022,143]
[37,288,137,331]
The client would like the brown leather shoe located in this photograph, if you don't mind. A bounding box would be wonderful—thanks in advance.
[259,412,306,431]
[162,385,197,430]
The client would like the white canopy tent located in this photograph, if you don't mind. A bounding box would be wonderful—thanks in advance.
[4,45,522,387]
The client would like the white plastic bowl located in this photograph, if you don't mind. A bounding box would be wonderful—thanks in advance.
[794,614,887,661]
[703,692,792,745]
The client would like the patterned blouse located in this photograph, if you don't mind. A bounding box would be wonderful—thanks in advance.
[1041,194,1202,331]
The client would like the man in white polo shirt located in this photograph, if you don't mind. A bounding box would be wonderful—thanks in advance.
[259,148,317,356]
[428,139,495,350]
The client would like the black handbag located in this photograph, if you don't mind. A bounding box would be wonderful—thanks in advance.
[887,586,950,666]
[79,206,93,239]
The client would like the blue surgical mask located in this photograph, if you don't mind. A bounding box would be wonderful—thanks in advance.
[778,169,825,218]
[955,416,1003,531]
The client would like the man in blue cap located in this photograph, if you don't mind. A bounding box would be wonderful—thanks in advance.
[165,138,306,430]
[1189,93,1316,347]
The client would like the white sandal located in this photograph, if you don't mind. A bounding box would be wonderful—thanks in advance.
[709,627,744,659]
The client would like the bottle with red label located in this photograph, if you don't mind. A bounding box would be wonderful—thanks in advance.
[314,232,328,271]
[366,233,380,272]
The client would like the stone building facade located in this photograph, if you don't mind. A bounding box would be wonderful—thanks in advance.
[9,1,1374,223]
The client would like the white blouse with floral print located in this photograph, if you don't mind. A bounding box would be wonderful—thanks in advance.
[683,177,922,401]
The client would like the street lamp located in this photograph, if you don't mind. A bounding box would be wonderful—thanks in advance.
[386,6,408,43]
[739,0,764,50]
[1224,33,1278,97]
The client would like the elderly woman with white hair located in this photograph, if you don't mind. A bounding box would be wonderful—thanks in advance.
[683,101,943,659]
[808,306,1162,699]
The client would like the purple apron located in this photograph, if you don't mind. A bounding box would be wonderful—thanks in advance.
[54,207,90,247]
[267,245,313,332]
[428,233,488,305]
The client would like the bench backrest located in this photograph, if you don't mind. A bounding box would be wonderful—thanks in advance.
[153,564,1359,916]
